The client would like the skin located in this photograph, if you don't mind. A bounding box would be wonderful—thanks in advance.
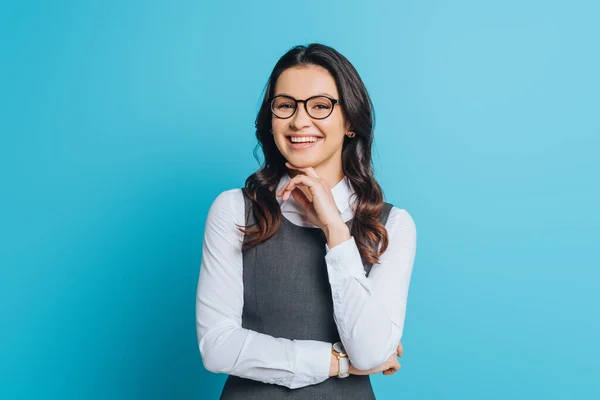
[271,65,403,377]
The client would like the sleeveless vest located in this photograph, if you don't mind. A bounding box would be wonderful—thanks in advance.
[219,189,394,399]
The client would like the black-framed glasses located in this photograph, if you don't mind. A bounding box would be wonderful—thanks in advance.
[268,95,341,120]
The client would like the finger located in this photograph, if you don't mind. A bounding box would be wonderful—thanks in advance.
[276,175,303,197]
[281,175,320,199]
[383,363,400,375]
[285,162,319,178]
[276,180,295,198]
[276,182,289,197]
[383,367,399,376]
[282,183,300,202]
[290,187,311,209]
[276,177,295,198]
[282,178,308,202]
[283,187,299,202]
[397,342,403,357]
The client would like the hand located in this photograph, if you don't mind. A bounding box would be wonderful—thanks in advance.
[275,163,346,234]
[382,342,403,376]
[349,342,403,376]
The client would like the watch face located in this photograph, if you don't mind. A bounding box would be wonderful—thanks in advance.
[333,342,346,356]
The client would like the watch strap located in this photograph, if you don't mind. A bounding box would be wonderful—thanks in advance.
[338,356,350,378]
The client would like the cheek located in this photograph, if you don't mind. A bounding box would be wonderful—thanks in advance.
[315,121,345,143]
[272,119,284,130]
[271,118,288,136]
[271,128,289,152]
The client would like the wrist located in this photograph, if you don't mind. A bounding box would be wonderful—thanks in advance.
[325,222,350,248]
[348,362,356,375]
[329,353,339,377]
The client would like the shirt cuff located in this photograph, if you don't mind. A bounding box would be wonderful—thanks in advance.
[290,340,331,388]
[324,236,367,284]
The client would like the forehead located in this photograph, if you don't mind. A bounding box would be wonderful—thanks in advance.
[274,65,339,98]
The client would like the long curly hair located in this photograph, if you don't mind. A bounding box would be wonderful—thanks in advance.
[237,43,388,265]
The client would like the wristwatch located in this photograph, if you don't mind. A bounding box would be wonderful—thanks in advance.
[332,342,349,378]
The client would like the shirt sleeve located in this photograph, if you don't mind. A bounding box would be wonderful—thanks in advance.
[324,208,417,371]
[196,189,332,389]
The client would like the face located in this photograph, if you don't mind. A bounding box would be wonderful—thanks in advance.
[271,65,350,171]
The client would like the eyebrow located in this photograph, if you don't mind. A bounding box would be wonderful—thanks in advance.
[275,92,337,98]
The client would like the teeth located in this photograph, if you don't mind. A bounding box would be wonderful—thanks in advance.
[290,136,320,143]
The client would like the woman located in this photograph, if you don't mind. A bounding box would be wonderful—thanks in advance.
[196,43,417,399]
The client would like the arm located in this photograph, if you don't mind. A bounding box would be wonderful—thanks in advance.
[196,189,332,389]
[324,208,417,371]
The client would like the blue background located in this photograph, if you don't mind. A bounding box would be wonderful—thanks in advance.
[1,0,599,399]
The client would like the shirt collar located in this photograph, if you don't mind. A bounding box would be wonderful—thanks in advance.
[275,172,354,215]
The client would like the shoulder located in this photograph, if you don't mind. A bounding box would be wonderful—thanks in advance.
[387,206,415,227]
[209,188,244,210]
[206,188,245,227]
[386,206,417,241]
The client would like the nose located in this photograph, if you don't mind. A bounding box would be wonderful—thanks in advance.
[289,101,312,130]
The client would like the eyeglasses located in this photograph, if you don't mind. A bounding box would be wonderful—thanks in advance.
[267,94,341,120]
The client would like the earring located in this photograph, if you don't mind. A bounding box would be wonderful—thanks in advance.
[269,128,273,134]
[346,131,356,138]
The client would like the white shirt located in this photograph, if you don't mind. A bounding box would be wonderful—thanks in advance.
[196,173,417,389]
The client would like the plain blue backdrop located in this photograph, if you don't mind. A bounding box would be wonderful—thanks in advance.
[1,0,599,399]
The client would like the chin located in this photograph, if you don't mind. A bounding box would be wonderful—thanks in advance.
[286,156,321,169]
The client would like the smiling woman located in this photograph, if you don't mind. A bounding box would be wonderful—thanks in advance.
[195,43,417,399]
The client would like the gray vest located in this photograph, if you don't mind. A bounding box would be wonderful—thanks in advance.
[220,189,394,400]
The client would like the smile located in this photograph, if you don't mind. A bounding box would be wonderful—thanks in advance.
[286,136,323,149]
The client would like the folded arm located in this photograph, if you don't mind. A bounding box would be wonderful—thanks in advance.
[324,208,417,371]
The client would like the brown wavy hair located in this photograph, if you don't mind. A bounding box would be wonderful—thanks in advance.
[237,43,389,265]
